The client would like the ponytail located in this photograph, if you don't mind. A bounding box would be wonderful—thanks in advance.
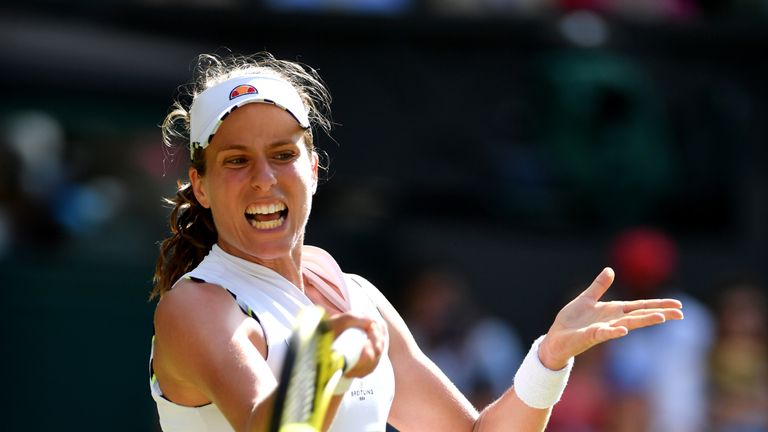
[151,181,216,299]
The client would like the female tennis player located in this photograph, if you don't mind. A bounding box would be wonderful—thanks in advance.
[149,53,684,432]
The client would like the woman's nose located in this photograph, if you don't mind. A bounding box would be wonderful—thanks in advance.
[250,159,277,191]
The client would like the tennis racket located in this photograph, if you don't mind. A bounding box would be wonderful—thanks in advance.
[269,306,367,432]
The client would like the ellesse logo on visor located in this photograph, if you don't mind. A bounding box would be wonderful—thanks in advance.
[229,84,258,100]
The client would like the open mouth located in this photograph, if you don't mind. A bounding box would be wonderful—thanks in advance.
[244,202,288,230]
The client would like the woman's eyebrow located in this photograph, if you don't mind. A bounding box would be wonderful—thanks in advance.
[220,138,299,151]
[216,140,297,154]
[266,138,300,148]
[217,144,250,152]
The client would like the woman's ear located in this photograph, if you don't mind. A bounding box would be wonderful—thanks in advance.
[310,151,319,195]
[189,167,211,208]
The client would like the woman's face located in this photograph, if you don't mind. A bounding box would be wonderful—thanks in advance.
[190,103,318,267]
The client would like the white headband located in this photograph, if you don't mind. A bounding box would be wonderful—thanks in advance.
[189,75,310,157]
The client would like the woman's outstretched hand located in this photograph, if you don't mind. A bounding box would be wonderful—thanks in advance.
[538,267,684,370]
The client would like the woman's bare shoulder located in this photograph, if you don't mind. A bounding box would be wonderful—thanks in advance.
[153,278,265,363]
[155,278,233,326]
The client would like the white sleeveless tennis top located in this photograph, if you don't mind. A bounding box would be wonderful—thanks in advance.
[149,244,395,432]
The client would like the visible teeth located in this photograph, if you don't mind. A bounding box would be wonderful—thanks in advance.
[246,202,286,215]
[249,216,286,230]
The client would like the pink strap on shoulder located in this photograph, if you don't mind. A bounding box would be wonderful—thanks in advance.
[302,246,350,312]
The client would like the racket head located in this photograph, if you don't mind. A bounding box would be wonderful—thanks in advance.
[269,306,331,432]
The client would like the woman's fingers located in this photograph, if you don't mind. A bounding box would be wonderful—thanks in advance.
[327,312,374,336]
[623,307,685,321]
[592,324,629,343]
[591,311,674,345]
[363,319,386,361]
[327,312,386,378]
[579,268,615,302]
[578,307,686,349]
[621,298,683,313]
[609,312,675,332]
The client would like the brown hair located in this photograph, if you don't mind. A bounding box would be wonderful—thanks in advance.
[151,52,332,299]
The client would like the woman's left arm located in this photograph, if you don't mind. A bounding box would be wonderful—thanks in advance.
[362,267,683,432]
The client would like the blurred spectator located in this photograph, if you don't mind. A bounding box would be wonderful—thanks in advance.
[0,111,129,258]
[401,266,523,409]
[560,0,698,20]
[428,0,550,16]
[603,227,714,432]
[709,279,768,431]
[265,0,411,14]
[4,111,66,201]
[0,111,67,254]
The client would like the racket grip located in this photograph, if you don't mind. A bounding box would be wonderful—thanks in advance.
[331,327,367,372]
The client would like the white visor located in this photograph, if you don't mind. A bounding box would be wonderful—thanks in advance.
[189,75,310,156]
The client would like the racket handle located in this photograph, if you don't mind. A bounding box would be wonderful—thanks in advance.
[331,327,367,372]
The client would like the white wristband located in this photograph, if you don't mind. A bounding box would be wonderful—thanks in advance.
[333,376,354,396]
[513,335,574,409]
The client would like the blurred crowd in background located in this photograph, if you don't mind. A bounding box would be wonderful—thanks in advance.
[1,1,766,431]
[127,0,768,19]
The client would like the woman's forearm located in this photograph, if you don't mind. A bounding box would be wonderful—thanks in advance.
[473,387,552,432]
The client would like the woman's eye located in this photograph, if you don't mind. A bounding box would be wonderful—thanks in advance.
[274,151,297,161]
[225,157,247,165]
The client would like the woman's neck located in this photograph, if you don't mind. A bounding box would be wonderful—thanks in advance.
[216,241,305,291]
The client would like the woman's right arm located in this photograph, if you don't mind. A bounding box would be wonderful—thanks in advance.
[153,280,385,432]
[153,280,278,432]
